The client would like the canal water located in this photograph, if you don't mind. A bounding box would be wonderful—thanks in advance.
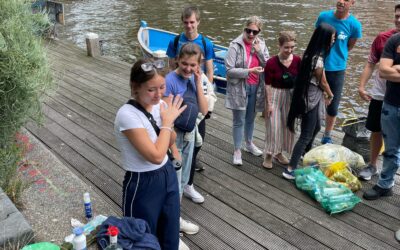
[57,0,397,118]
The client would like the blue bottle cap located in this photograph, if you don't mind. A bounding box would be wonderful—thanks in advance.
[73,227,83,236]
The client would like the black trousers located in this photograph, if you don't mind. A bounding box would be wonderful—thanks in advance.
[188,118,206,185]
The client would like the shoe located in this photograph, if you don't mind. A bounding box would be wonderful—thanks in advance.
[179,238,190,250]
[183,184,205,203]
[363,185,393,200]
[195,160,205,172]
[282,168,295,180]
[321,136,333,144]
[262,154,272,169]
[358,164,378,181]
[244,143,263,156]
[233,151,243,165]
[180,217,199,235]
[274,153,289,165]
[395,229,400,242]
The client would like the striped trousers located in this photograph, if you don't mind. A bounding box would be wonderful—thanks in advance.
[264,87,295,156]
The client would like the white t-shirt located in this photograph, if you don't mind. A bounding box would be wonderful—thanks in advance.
[114,102,168,172]
[369,70,386,101]
[310,57,324,86]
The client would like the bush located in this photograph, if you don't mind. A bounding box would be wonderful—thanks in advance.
[0,0,54,204]
[0,0,53,147]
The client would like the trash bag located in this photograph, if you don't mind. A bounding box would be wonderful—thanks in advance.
[294,166,362,214]
[303,144,365,170]
[323,162,362,192]
[22,242,60,250]
[341,117,370,162]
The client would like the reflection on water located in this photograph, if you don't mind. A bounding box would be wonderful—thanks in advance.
[57,0,396,117]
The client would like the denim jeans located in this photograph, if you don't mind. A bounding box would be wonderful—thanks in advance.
[232,84,258,150]
[377,102,400,189]
[175,129,195,196]
[289,105,321,168]
[325,70,345,117]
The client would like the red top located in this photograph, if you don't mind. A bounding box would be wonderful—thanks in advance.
[264,55,301,89]
[244,40,261,85]
[368,29,398,64]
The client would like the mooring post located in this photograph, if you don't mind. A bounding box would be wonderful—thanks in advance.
[85,33,101,57]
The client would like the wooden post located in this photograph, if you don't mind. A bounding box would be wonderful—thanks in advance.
[85,33,101,57]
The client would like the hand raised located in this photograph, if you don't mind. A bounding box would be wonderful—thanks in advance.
[160,94,187,127]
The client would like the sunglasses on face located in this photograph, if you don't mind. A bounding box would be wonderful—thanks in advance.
[141,60,166,72]
[244,28,260,36]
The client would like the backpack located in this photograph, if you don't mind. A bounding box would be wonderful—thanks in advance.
[173,33,207,55]
[174,78,199,132]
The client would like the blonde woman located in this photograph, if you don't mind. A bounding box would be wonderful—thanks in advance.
[225,16,270,165]
[263,31,301,168]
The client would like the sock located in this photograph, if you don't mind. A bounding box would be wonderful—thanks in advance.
[324,131,331,138]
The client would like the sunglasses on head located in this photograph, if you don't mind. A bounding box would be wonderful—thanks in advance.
[244,28,260,36]
[141,60,166,72]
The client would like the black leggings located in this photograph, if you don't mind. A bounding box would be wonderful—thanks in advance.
[188,118,206,185]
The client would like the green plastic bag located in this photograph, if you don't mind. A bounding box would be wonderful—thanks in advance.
[294,167,361,214]
[22,242,60,250]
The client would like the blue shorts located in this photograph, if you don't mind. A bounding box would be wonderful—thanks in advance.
[325,70,345,117]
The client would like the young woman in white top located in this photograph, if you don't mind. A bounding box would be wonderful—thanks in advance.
[114,58,186,250]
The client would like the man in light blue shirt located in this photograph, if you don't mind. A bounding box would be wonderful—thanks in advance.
[315,0,362,144]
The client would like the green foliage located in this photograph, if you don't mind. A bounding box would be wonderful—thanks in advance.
[0,0,54,147]
[0,141,29,208]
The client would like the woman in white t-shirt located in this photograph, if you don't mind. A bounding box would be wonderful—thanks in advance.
[284,23,335,180]
[114,58,186,250]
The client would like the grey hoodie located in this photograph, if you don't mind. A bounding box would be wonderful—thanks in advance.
[224,34,270,111]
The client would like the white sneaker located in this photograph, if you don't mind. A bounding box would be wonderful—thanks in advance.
[233,150,243,165]
[180,217,199,235]
[244,143,263,156]
[179,238,190,250]
[184,184,205,203]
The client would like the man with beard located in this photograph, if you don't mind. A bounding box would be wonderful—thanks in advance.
[315,0,362,144]
[358,4,400,181]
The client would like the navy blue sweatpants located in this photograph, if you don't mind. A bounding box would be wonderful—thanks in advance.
[122,161,180,250]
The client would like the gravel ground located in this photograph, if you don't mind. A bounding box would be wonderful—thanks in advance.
[18,128,121,248]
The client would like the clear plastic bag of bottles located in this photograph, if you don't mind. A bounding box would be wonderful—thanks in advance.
[303,144,365,170]
[294,166,361,214]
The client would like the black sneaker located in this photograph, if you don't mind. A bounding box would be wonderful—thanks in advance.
[282,168,295,180]
[363,185,393,200]
[195,160,205,172]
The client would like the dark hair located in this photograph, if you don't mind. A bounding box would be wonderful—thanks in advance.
[181,5,200,21]
[396,4,400,12]
[177,43,202,64]
[287,23,336,132]
[129,58,166,94]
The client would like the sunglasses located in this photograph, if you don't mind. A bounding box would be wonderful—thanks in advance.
[244,28,260,36]
[141,60,166,72]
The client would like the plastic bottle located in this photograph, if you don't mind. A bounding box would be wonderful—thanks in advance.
[83,192,93,221]
[104,226,123,250]
[72,227,87,250]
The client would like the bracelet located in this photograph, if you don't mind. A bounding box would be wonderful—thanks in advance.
[160,126,173,132]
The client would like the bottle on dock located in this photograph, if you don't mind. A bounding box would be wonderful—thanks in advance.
[83,192,93,221]
[72,227,87,250]
[104,226,123,250]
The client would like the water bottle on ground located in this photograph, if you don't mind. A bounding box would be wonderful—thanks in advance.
[83,192,93,221]
[104,226,123,250]
[72,227,87,250]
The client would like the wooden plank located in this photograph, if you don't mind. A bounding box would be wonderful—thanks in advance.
[199,138,399,249]
[182,188,296,249]
[180,210,237,250]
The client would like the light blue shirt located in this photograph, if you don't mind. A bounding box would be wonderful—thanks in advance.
[164,71,197,97]
[315,10,362,71]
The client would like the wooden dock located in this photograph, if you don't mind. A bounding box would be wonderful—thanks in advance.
[27,39,400,249]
